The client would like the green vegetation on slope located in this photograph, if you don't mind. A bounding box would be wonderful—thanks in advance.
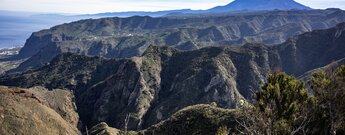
[93,65,343,135]
[87,104,240,135]
[238,66,345,135]
[309,65,345,134]
[141,104,239,135]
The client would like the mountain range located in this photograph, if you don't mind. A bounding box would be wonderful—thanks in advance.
[0,0,313,49]
[1,0,345,134]
[1,22,345,131]
[88,0,312,17]
[4,9,345,74]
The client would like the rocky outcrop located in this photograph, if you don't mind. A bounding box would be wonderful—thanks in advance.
[140,104,239,135]
[87,122,119,135]
[88,104,239,135]
[25,86,80,127]
[1,23,345,131]
[0,86,80,135]
[11,9,345,72]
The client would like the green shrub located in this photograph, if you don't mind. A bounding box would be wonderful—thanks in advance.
[310,65,345,134]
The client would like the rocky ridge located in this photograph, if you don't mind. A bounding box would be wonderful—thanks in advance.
[10,9,345,72]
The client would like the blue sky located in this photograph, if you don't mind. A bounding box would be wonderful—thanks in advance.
[0,0,344,14]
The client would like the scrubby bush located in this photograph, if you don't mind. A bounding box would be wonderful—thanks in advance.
[309,65,345,135]
[238,66,345,135]
[238,72,313,135]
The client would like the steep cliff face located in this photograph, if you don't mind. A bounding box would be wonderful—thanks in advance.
[0,86,80,135]
[76,45,280,130]
[0,46,262,130]
[1,23,345,131]
[12,9,345,72]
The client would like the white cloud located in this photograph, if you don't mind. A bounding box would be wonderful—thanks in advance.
[0,0,343,14]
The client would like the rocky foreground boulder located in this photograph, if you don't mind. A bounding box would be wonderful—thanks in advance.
[0,86,80,135]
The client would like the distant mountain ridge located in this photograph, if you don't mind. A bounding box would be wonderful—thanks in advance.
[210,0,311,12]
[7,9,345,73]
[0,0,313,49]
[81,0,312,17]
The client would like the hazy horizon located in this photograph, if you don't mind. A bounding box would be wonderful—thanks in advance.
[0,0,344,14]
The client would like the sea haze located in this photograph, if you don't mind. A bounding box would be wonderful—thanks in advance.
[0,11,83,48]
[0,10,186,48]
